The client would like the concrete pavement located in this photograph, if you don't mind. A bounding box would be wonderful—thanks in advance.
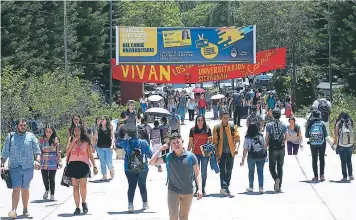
[0,110,355,220]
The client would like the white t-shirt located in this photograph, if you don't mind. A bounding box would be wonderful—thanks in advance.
[312,99,331,110]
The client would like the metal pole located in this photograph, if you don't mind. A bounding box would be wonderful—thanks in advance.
[109,0,113,103]
[328,2,333,102]
[64,0,68,88]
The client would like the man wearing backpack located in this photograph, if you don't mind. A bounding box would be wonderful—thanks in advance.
[264,108,287,192]
[333,112,354,181]
[213,110,240,196]
[230,88,243,127]
[149,132,202,220]
[246,105,264,132]
[312,98,332,144]
[137,119,151,144]
[169,107,181,134]
[305,110,328,181]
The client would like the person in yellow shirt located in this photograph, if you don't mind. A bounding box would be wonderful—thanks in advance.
[213,109,240,196]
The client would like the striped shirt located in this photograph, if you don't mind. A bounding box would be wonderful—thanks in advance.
[40,137,61,170]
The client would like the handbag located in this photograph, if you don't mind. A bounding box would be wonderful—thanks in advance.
[61,153,72,187]
[1,133,14,189]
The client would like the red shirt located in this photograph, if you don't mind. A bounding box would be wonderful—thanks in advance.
[198,99,207,109]
[189,127,212,155]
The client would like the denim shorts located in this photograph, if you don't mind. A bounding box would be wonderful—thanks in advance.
[10,166,34,189]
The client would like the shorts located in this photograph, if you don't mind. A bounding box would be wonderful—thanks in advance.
[10,166,34,189]
[66,161,90,179]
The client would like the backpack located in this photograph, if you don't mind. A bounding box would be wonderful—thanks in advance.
[248,114,260,126]
[151,128,161,145]
[233,93,243,106]
[318,100,330,122]
[215,124,235,142]
[165,151,194,185]
[269,121,285,150]
[309,121,325,145]
[249,135,267,159]
[127,140,145,172]
[339,119,355,146]
[137,125,148,140]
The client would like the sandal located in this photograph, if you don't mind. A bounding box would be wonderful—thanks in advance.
[110,169,115,178]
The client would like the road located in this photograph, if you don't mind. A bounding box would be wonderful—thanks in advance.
[0,110,355,220]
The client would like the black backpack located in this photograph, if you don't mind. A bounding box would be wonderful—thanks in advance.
[269,121,285,150]
[128,140,145,172]
[318,100,330,122]
[249,135,267,159]
[137,125,148,140]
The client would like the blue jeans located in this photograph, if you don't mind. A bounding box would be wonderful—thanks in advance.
[96,147,113,175]
[195,154,209,190]
[178,107,186,123]
[125,170,148,203]
[199,108,206,117]
[212,105,218,119]
[247,157,265,188]
[338,146,354,178]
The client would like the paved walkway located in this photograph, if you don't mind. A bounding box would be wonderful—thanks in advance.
[0,111,355,220]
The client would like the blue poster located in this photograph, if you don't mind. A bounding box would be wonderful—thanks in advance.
[117,26,256,64]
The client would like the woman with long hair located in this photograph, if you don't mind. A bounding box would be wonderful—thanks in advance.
[66,124,98,215]
[40,125,62,200]
[67,115,86,141]
[333,111,354,181]
[240,123,266,194]
[187,115,212,196]
[286,117,303,155]
[95,115,115,181]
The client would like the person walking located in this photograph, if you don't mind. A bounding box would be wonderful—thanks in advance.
[125,100,140,133]
[177,92,188,125]
[332,111,354,181]
[95,116,115,181]
[1,119,41,218]
[266,93,277,112]
[212,98,219,120]
[151,121,164,172]
[65,124,98,215]
[305,110,328,181]
[169,107,181,134]
[40,125,62,201]
[213,110,240,196]
[230,88,243,127]
[198,94,207,117]
[188,115,212,196]
[188,97,196,121]
[246,105,264,132]
[286,116,303,155]
[67,114,86,141]
[149,132,203,220]
[117,130,152,213]
[240,123,267,194]
[264,108,287,192]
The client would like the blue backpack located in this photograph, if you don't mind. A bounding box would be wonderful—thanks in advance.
[309,122,325,145]
[165,151,194,185]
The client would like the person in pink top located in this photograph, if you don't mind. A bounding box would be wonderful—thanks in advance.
[66,124,98,215]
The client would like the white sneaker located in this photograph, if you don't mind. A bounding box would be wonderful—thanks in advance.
[142,202,149,210]
[259,188,265,194]
[50,194,55,200]
[43,191,49,200]
[220,188,228,196]
[128,203,134,213]
[8,210,17,218]
[246,187,253,192]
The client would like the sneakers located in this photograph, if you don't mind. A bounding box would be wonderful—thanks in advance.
[259,188,265,194]
[23,208,29,217]
[312,177,318,181]
[202,189,206,196]
[246,187,253,192]
[8,210,17,218]
[50,194,55,201]
[274,178,280,191]
[341,177,348,182]
[128,203,134,213]
[43,191,49,200]
[82,203,88,214]
[220,188,228,196]
[350,176,354,181]
[110,169,115,179]
[320,175,325,181]
[142,202,149,210]
[74,208,81,215]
